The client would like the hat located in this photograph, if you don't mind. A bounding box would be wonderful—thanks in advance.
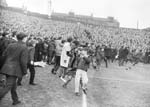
[73,40,80,46]
[12,31,17,37]
[16,33,27,40]
[67,37,73,42]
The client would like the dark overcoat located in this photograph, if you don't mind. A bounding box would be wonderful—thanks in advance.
[0,41,28,78]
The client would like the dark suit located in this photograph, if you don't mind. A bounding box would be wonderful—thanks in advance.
[47,40,56,64]
[34,42,43,61]
[118,48,129,66]
[0,37,10,56]
[0,37,15,69]
[0,41,28,102]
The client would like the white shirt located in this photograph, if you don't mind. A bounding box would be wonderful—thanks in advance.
[60,42,71,67]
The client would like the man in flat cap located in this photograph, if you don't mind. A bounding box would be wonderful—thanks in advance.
[0,33,28,105]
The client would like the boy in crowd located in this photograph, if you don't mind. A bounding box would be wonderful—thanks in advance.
[75,48,91,96]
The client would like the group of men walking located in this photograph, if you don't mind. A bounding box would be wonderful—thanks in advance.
[0,32,28,105]
[0,30,92,105]
[0,31,40,105]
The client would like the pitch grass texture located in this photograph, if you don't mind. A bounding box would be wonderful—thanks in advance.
[1,62,150,107]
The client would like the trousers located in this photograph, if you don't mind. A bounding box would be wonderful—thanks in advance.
[53,55,60,72]
[75,69,88,93]
[18,64,35,84]
[0,75,18,102]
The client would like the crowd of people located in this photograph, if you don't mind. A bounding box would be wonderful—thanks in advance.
[1,8,150,53]
[1,7,150,105]
[0,29,94,105]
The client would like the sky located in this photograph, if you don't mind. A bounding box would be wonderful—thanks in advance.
[5,0,150,29]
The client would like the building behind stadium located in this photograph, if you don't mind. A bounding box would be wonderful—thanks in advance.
[51,12,120,27]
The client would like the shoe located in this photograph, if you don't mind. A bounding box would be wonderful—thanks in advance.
[62,84,67,88]
[53,71,56,75]
[12,100,21,105]
[60,77,66,83]
[75,92,80,96]
[29,83,37,85]
[51,69,55,74]
[82,88,88,95]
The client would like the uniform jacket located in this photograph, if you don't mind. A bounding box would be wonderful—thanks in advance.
[0,41,28,78]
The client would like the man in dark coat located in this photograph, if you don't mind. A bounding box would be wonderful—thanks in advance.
[0,32,10,56]
[0,33,28,105]
[17,39,37,85]
[118,46,124,66]
[34,38,43,61]
[118,46,129,66]
[0,31,17,71]
[47,39,56,64]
